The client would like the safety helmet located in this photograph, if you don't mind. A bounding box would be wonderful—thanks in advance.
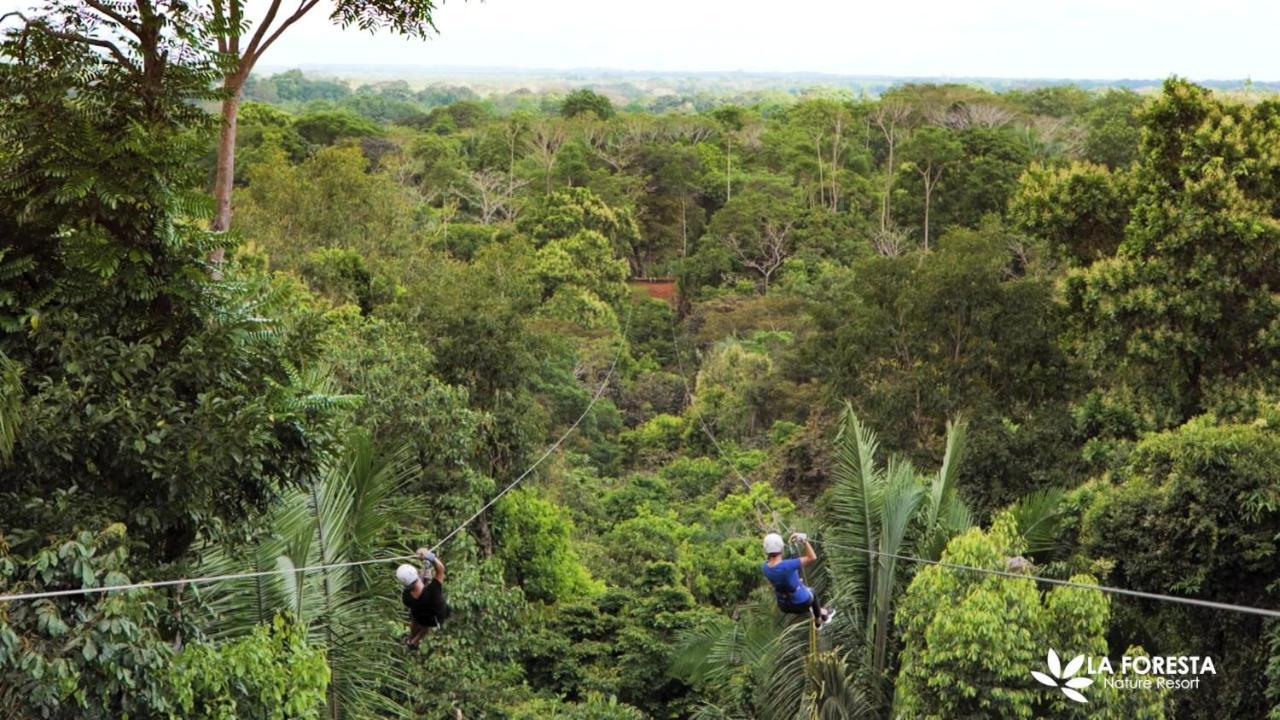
[763,532,785,555]
[396,563,420,587]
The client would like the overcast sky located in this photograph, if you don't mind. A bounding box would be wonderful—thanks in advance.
[249,0,1277,80]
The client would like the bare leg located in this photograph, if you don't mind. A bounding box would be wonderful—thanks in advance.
[407,619,427,646]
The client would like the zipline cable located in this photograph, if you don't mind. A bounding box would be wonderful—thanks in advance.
[0,555,408,603]
[0,306,633,604]
[660,288,1280,621]
[666,314,792,535]
[814,538,1280,619]
[427,305,632,554]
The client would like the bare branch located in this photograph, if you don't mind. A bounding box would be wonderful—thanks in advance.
[454,169,527,224]
[250,0,322,66]
[870,223,911,257]
[965,103,1016,129]
[243,0,285,61]
[83,0,140,35]
[19,18,137,72]
[719,220,796,291]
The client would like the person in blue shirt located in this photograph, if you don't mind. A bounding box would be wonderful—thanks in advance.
[762,532,835,628]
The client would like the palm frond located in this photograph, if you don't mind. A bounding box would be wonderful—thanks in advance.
[916,418,971,561]
[190,433,419,718]
[806,651,879,720]
[870,458,923,678]
[673,598,781,709]
[0,351,22,464]
[827,404,881,632]
[1008,486,1067,558]
[922,418,966,530]
[759,622,819,720]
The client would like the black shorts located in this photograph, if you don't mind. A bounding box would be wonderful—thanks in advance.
[778,597,817,614]
[409,608,448,628]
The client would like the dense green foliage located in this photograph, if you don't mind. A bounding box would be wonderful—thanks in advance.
[2,7,1278,716]
[896,515,1167,719]
[165,616,330,720]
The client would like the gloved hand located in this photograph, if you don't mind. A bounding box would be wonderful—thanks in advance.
[416,547,438,563]
[789,532,808,544]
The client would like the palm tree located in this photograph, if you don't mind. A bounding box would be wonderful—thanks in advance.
[673,600,779,719]
[825,405,971,694]
[0,351,21,464]
[195,432,421,719]
[674,598,876,720]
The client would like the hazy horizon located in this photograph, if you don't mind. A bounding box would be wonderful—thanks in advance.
[253,0,1280,82]
[255,62,1276,85]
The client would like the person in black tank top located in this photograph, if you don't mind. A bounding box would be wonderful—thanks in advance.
[397,548,450,650]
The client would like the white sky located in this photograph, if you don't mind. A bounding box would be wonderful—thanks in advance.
[252,0,1278,80]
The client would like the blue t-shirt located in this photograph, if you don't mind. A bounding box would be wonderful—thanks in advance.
[762,558,812,604]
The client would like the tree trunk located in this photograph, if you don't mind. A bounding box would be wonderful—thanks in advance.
[882,139,896,230]
[725,139,732,201]
[211,77,244,236]
[830,118,842,211]
[922,178,932,251]
[680,194,688,258]
[508,134,516,199]
[476,512,494,557]
[814,135,825,209]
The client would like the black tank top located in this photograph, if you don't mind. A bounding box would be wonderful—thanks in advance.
[402,579,447,620]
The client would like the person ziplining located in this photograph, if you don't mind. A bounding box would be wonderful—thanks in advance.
[762,532,836,629]
[398,548,450,650]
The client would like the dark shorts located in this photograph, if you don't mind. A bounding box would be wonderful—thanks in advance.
[777,588,822,623]
[777,597,817,614]
[409,603,450,628]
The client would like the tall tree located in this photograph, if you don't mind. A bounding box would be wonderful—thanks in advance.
[1,1,219,126]
[560,88,615,120]
[705,184,803,292]
[895,515,1168,719]
[871,101,912,231]
[206,0,443,234]
[811,221,1077,513]
[1,6,343,561]
[5,1,444,238]
[900,127,962,250]
[1065,79,1280,425]
[1078,415,1280,718]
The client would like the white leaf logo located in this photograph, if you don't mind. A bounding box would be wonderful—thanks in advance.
[1048,649,1062,677]
[1032,649,1090,703]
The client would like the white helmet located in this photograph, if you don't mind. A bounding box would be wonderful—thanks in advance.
[763,533,785,555]
[396,563,420,587]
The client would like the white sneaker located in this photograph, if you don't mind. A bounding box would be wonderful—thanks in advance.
[819,608,838,630]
